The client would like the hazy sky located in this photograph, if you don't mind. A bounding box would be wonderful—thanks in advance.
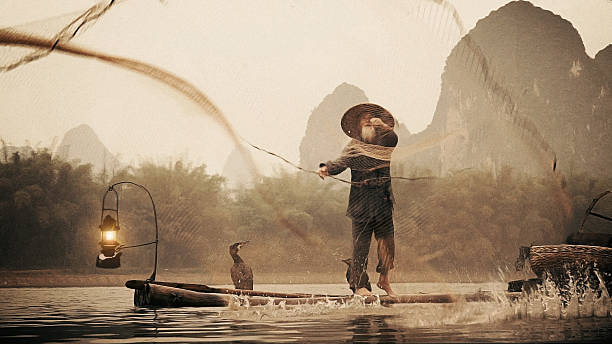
[1,0,611,174]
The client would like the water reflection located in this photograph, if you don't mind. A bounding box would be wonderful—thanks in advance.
[1,285,612,343]
[350,315,403,343]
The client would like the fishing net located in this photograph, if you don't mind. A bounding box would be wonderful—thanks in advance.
[0,1,120,72]
[1,0,610,282]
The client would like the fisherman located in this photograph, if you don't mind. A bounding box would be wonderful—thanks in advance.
[318,103,398,297]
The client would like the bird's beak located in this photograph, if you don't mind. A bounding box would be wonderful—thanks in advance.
[239,241,249,248]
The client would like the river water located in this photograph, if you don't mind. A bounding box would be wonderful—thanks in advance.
[1,282,611,343]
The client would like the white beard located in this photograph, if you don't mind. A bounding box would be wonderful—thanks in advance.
[361,125,376,143]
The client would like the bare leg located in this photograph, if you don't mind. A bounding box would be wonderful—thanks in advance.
[376,233,396,296]
[377,272,397,297]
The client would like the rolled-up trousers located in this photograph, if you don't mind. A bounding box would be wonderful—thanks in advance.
[350,214,395,291]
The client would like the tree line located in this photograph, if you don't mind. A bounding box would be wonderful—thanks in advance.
[1,149,610,279]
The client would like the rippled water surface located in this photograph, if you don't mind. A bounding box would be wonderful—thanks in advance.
[1,283,612,343]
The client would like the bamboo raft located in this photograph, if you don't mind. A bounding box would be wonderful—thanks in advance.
[125,280,512,308]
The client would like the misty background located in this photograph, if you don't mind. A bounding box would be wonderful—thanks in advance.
[1,0,612,285]
[1,0,611,173]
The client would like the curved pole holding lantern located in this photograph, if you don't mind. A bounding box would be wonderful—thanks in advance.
[104,181,159,282]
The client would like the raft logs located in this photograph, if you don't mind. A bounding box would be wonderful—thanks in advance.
[127,281,507,308]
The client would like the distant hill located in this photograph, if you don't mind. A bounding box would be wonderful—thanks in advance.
[299,83,368,172]
[55,124,119,174]
[299,83,412,179]
[223,83,410,186]
[400,1,612,178]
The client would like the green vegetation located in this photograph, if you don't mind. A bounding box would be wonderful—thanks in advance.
[1,149,610,279]
[393,167,566,274]
[0,151,98,269]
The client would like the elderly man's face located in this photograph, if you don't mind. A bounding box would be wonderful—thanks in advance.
[359,113,376,143]
[359,113,374,128]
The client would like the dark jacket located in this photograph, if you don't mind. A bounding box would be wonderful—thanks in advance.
[322,129,398,220]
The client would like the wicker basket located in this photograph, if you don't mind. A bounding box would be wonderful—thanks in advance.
[529,244,612,278]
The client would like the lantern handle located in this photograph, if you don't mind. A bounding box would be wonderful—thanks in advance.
[100,187,119,227]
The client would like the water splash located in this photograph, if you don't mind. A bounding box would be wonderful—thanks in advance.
[218,274,611,327]
[220,294,384,320]
[509,275,611,321]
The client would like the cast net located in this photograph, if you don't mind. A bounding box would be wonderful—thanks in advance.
[1,0,611,285]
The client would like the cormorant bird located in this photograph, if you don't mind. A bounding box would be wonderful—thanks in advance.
[229,241,253,290]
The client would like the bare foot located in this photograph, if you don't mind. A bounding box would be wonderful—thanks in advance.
[354,287,373,296]
[376,281,398,297]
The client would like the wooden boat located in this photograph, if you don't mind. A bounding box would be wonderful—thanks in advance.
[125,280,506,308]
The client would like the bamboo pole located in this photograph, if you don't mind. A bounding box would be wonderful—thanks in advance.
[132,283,500,308]
[126,280,338,298]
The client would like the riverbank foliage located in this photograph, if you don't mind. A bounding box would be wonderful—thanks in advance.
[1,150,610,281]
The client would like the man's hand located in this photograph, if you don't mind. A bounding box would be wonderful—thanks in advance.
[317,165,329,180]
[370,117,390,130]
